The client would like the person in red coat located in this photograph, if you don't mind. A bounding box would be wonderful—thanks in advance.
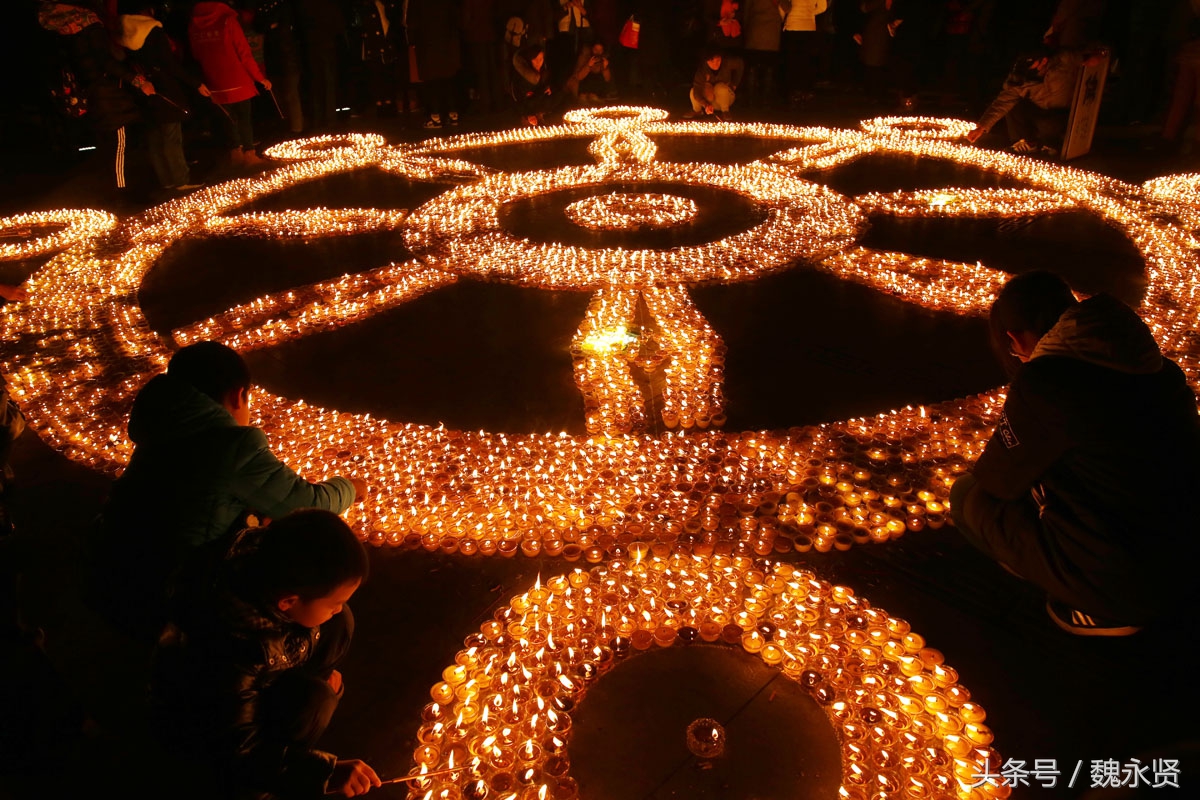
[189,0,272,166]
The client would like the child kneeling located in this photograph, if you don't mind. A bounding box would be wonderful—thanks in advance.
[152,509,381,798]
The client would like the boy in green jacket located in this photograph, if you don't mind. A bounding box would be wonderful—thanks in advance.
[92,341,365,640]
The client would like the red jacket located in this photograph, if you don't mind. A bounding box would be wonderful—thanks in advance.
[188,1,266,105]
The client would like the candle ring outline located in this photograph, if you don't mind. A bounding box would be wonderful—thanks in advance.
[410,558,1005,800]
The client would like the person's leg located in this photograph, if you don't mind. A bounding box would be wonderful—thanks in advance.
[145,124,172,188]
[951,474,1094,605]
[1163,59,1198,141]
[101,126,130,190]
[421,79,444,125]
[162,122,191,188]
[689,87,703,113]
[257,606,354,751]
[714,82,734,113]
[797,31,817,94]
[780,31,801,99]
[1003,97,1039,144]
[236,101,255,151]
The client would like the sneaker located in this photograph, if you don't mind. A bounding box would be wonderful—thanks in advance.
[424,115,443,129]
[175,182,205,192]
[1045,600,1142,637]
[448,111,460,126]
[1011,138,1039,154]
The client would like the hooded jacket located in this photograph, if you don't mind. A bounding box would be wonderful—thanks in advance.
[118,14,203,122]
[93,373,356,638]
[104,373,356,549]
[974,294,1200,617]
[189,1,267,104]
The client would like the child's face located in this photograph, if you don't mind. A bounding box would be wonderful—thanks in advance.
[707,56,723,71]
[279,578,361,628]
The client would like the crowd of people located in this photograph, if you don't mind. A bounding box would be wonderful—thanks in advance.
[8,0,1200,201]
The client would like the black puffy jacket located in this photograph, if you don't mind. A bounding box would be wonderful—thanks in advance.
[151,528,341,797]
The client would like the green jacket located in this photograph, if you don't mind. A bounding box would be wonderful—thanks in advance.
[105,373,356,548]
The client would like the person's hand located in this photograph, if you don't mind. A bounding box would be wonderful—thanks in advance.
[139,81,156,96]
[966,126,984,143]
[261,78,273,91]
[328,760,381,797]
[350,477,368,500]
[198,84,211,98]
[0,284,27,302]
[704,104,714,114]
[327,669,343,694]
[852,33,863,46]
[544,86,552,95]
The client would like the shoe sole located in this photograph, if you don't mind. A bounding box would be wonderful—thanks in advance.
[1044,600,1141,637]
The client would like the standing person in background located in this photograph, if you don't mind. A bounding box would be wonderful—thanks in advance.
[887,0,936,111]
[741,0,782,107]
[553,0,591,85]
[38,0,151,200]
[589,0,622,52]
[705,0,744,52]
[189,0,272,167]
[855,0,895,104]
[254,0,305,134]
[407,0,462,128]
[781,0,827,107]
[1162,13,1200,162]
[1044,0,1105,50]
[463,0,504,114]
[296,0,345,130]
[117,1,209,193]
[354,0,403,118]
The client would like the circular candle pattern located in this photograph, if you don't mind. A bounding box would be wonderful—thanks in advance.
[0,209,118,261]
[564,192,699,231]
[0,111,1197,554]
[406,558,1009,799]
[263,132,387,162]
[858,116,976,141]
[562,106,671,127]
[403,161,864,290]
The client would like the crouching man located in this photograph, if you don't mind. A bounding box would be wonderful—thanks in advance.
[951,271,1200,636]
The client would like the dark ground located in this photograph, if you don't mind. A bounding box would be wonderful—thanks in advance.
[2,89,1199,800]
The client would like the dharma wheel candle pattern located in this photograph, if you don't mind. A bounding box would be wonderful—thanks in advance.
[0,109,1197,558]
[409,556,1009,800]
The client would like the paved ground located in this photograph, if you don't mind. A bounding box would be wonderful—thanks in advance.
[2,91,1199,799]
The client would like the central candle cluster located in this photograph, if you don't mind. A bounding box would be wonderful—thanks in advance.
[410,555,1004,800]
[564,192,699,231]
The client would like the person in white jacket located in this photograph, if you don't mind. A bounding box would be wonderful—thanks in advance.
[781,0,827,104]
